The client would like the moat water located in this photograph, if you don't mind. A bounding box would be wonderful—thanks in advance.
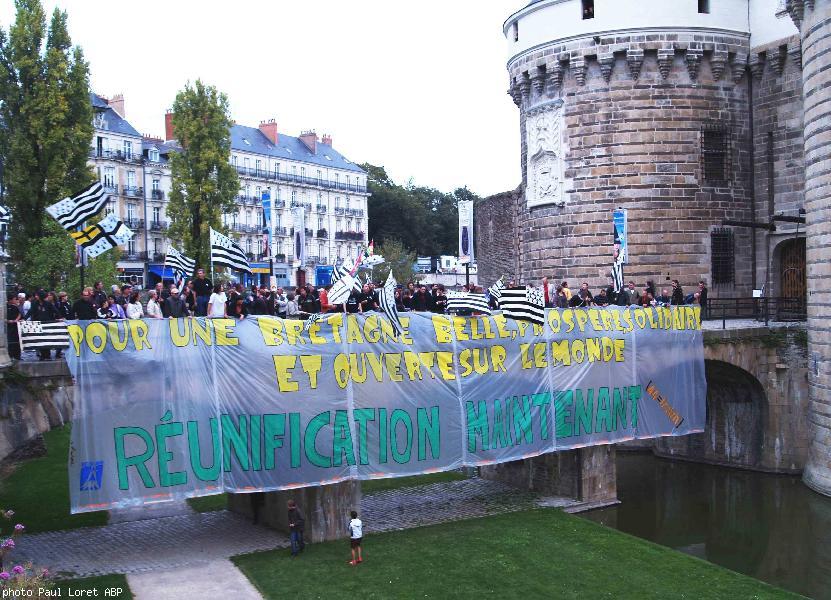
[581,452,831,600]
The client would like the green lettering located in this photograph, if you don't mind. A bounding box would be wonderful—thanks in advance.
[155,421,186,487]
[629,385,641,430]
[512,395,533,445]
[353,408,375,465]
[289,412,301,468]
[532,392,551,440]
[554,390,574,438]
[492,398,511,449]
[379,408,389,464]
[188,419,221,482]
[114,426,156,491]
[417,406,440,461]
[304,411,331,468]
[263,414,285,470]
[466,400,490,452]
[250,414,262,471]
[333,410,356,467]
[613,388,626,431]
[595,387,612,433]
[221,414,250,472]
[575,388,594,436]
[389,409,413,464]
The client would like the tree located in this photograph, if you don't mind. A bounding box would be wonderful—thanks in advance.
[374,238,418,285]
[167,80,238,273]
[363,163,479,256]
[0,0,117,292]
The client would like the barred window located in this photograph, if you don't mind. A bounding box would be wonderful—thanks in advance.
[711,228,734,284]
[702,127,729,185]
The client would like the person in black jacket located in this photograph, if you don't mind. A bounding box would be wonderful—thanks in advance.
[29,290,59,360]
[71,288,98,320]
[56,292,72,320]
[698,280,709,317]
[287,499,305,556]
[92,281,107,312]
[6,295,20,360]
[164,288,188,318]
[670,280,685,306]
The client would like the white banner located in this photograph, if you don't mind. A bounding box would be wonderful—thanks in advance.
[458,200,474,265]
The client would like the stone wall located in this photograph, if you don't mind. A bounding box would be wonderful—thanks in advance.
[654,326,810,472]
[474,188,520,286]
[480,445,617,507]
[751,35,806,295]
[0,361,74,461]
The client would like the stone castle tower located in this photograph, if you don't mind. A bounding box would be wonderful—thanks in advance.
[474,0,831,495]
[786,0,831,496]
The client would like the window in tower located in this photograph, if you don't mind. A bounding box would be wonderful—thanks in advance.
[698,0,710,14]
[581,0,594,19]
[710,228,734,285]
[701,126,729,185]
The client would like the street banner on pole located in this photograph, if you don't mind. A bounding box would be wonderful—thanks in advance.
[458,200,474,265]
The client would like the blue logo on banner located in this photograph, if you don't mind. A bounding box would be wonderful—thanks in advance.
[80,461,103,491]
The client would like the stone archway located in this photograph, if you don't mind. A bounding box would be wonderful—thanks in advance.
[654,359,769,470]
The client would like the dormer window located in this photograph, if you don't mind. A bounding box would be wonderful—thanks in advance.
[149,149,160,162]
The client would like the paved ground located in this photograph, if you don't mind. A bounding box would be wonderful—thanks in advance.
[128,559,262,600]
[15,478,546,579]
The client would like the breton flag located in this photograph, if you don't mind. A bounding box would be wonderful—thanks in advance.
[501,287,546,325]
[18,321,70,351]
[446,291,492,315]
[486,276,506,305]
[165,246,196,288]
[0,204,9,224]
[46,182,108,231]
[70,214,134,259]
[332,261,362,293]
[210,227,251,273]
[378,271,403,335]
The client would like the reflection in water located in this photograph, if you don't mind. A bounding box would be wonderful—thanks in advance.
[581,452,831,600]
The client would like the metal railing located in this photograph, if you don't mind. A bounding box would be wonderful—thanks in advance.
[151,189,164,200]
[123,186,143,198]
[704,297,807,327]
[335,231,365,241]
[233,166,368,193]
[125,218,144,230]
[149,220,168,231]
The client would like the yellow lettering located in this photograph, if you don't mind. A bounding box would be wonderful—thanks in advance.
[273,355,299,392]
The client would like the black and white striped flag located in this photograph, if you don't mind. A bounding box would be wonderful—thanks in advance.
[501,287,546,325]
[210,228,251,273]
[332,261,362,293]
[446,291,492,315]
[487,277,505,306]
[379,271,403,335]
[165,247,196,281]
[0,204,9,224]
[611,258,624,294]
[18,321,70,351]
[46,182,108,231]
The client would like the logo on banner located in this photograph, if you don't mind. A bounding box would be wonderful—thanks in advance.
[80,461,104,491]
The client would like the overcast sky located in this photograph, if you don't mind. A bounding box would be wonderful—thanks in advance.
[0,0,526,197]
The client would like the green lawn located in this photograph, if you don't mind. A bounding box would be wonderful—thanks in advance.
[187,493,229,513]
[234,509,796,600]
[0,426,107,533]
[54,574,132,598]
[187,471,469,513]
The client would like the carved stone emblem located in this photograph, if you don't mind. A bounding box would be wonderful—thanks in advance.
[526,100,567,208]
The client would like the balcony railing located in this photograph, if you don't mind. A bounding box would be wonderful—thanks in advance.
[231,165,369,194]
[149,220,168,231]
[335,231,365,241]
[316,204,327,213]
[90,149,144,164]
[152,253,166,262]
[273,226,288,236]
[275,253,286,262]
[305,255,319,265]
[151,189,164,200]
[123,186,143,198]
[103,183,118,194]
[125,218,144,230]
[344,208,364,217]
[334,207,345,215]
[316,228,328,239]
[704,297,807,326]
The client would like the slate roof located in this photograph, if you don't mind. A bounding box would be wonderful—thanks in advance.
[230,124,365,174]
[91,93,141,137]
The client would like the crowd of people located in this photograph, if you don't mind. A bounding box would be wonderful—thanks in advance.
[5,270,709,361]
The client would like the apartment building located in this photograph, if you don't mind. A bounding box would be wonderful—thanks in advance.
[89,93,369,287]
